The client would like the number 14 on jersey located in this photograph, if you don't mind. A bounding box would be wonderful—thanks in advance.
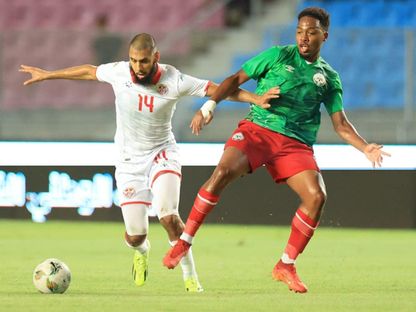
[138,94,154,113]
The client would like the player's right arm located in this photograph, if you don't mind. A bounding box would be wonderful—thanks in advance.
[208,69,250,103]
[19,64,98,85]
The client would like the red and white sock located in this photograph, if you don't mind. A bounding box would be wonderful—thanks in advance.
[180,188,219,245]
[281,209,319,264]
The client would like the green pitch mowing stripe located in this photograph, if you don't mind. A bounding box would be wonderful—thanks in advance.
[0,220,415,312]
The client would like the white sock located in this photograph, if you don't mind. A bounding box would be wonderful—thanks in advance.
[281,253,296,264]
[180,232,194,245]
[170,240,198,280]
[126,239,150,254]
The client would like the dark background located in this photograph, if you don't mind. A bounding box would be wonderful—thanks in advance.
[1,166,415,228]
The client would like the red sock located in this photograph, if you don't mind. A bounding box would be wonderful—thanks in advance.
[284,209,319,261]
[183,188,219,237]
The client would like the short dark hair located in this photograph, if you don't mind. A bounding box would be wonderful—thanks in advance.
[129,33,157,52]
[298,7,330,31]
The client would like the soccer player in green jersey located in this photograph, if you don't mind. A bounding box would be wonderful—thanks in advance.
[163,7,391,293]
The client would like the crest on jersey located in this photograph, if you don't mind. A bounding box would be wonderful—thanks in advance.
[313,73,326,87]
[232,132,244,141]
[157,84,168,95]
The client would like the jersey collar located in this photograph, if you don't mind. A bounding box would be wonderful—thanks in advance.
[151,63,162,84]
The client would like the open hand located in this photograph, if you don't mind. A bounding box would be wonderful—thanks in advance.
[189,110,213,135]
[254,87,280,109]
[364,143,391,168]
[19,65,48,85]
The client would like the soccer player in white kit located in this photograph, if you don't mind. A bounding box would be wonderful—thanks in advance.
[20,33,276,292]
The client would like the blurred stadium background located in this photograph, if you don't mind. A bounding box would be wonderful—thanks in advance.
[0,2,415,310]
[0,0,415,224]
[0,0,415,143]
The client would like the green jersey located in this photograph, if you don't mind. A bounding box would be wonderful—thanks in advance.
[241,45,343,146]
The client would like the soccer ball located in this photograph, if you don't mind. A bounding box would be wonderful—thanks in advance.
[33,258,71,294]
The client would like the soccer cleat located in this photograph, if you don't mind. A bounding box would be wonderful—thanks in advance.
[184,276,204,292]
[132,249,149,287]
[163,239,191,269]
[272,260,308,293]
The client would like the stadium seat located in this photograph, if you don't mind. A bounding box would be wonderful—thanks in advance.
[1,0,229,110]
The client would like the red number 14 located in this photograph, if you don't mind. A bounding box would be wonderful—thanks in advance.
[138,94,154,112]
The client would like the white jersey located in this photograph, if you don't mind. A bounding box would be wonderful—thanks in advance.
[96,61,209,160]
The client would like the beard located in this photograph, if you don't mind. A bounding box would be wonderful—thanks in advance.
[130,63,158,85]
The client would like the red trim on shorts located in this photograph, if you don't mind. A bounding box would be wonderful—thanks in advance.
[154,150,169,164]
[161,150,168,160]
[150,170,181,188]
[120,201,151,207]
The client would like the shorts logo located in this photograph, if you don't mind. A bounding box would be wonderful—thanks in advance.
[157,84,168,95]
[313,73,326,87]
[123,187,136,199]
[232,132,244,141]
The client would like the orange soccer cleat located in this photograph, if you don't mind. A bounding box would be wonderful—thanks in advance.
[272,260,308,293]
[163,239,191,269]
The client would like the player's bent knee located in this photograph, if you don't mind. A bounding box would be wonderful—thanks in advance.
[159,214,184,235]
[159,214,183,227]
[311,190,327,210]
[125,232,147,247]
[213,164,239,183]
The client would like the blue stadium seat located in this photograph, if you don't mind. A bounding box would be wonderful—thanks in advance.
[210,1,411,111]
[299,0,416,27]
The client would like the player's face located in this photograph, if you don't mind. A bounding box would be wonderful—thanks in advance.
[296,16,328,62]
[129,47,159,79]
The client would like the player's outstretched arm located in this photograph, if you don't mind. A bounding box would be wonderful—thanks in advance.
[190,70,279,135]
[19,64,98,85]
[331,110,391,167]
[205,69,278,108]
[189,85,279,135]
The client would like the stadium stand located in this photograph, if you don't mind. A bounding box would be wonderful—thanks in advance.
[223,0,414,110]
[0,0,224,110]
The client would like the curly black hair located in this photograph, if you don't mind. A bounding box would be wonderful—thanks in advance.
[298,7,330,31]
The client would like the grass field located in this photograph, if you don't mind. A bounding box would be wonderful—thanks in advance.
[0,220,415,312]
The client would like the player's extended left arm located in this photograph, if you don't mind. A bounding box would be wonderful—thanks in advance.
[330,110,391,167]
[19,64,98,86]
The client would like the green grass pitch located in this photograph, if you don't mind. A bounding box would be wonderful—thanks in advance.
[0,219,415,312]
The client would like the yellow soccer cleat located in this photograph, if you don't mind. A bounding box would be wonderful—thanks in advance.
[132,249,149,287]
[184,276,204,293]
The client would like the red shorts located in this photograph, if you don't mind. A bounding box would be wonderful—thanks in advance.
[224,120,319,183]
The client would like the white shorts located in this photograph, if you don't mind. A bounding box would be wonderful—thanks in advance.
[115,142,182,218]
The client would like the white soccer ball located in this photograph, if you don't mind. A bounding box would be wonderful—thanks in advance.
[33,258,71,294]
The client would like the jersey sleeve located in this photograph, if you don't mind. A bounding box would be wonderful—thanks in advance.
[177,72,210,97]
[96,62,119,84]
[323,73,344,114]
[241,46,281,80]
